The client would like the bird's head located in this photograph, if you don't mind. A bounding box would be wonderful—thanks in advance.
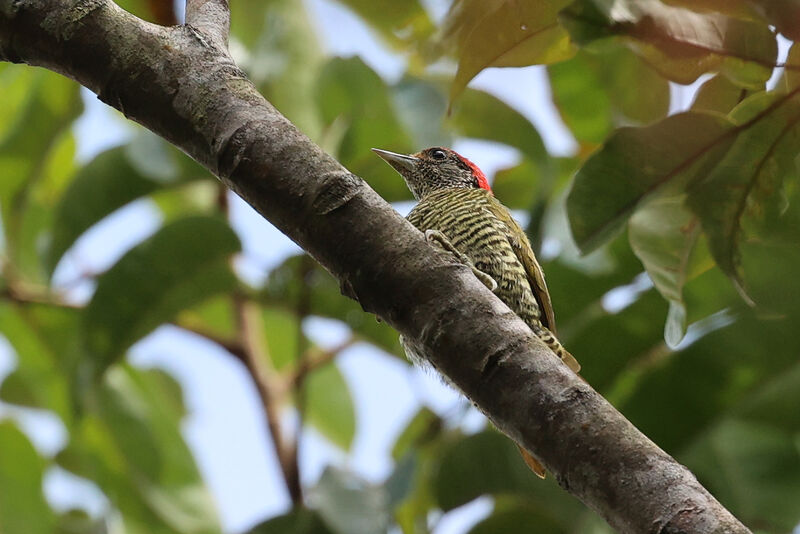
[372,147,491,200]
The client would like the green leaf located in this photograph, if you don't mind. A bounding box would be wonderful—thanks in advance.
[316,57,414,202]
[333,0,434,48]
[35,131,79,205]
[47,139,209,275]
[83,216,240,374]
[0,421,55,534]
[747,0,800,41]
[736,361,800,432]
[391,77,452,149]
[0,64,37,141]
[778,43,800,93]
[247,508,335,534]
[391,407,442,461]
[467,500,566,534]
[438,0,575,102]
[256,305,357,449]
[492,160,541,210]
[263,306,302,370]
[691,75,750,114]
[662,0,763,20]
[150,181,220,222]
[548,43,669,144]
[628,195,712,347]
[737,238,800,319]
[239,0,325,139]
[304,362,356,451]
[682,418,800,531]
[0,303,77,424]
[548,54,612,146]
[620,307,799,454]
[264,255,404,359]
[58,364,220,534]
[560,288,668,402]
[560,0,778,88]
[308,467,389,534]
[0,69,81,209]
[433,431,583,523]
[568,112,735,253]
[46,147,157,274]
[0,68,82,278]
[686,92,800,301]
[449,88,551,177]
[177,296,238,342]
[55,509,107,534]
[384,453,416,509]
[389,418,448,533]
[114,0,172,23]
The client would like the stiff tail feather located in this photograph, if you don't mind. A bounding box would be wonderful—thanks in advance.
[517,445,546,478]
[531,324,581,373]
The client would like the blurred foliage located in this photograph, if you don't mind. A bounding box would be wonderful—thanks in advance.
[0,1,799,533]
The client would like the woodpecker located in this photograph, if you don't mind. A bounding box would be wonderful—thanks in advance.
[373,146,580,477]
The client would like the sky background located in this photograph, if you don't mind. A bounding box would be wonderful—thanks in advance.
[0,1,794,533]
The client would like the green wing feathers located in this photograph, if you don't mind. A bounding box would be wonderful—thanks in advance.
[408,189,580,373]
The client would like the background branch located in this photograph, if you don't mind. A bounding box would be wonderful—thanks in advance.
[0,1,751,532]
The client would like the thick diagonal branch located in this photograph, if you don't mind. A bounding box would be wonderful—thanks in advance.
[0,2,750,532]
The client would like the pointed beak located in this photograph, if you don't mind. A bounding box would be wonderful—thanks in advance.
[371,148,420,174]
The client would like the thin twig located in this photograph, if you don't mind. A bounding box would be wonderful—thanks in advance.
[290,337,357,388]
[174,321,247,363]
[285,254,314,506]
[234,294,303,504]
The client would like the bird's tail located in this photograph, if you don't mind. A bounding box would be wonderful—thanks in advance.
[531,324,581,373]
[517,445,546,478]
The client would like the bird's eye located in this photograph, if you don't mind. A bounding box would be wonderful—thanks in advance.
[431,149,447,161]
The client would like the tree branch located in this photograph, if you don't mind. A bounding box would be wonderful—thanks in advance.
[235,295,303,505]
[185,0,229,50]
[290,338,356,388]
[0,2,750,532]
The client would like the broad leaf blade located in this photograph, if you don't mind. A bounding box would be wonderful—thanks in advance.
[449,88,551,175]
[433,431,584,526]
[83,216,240,373]
[439,0,575,102]
[568,112,735,253]
[334,0,433,48]
[549,43,669,144]
[304,362,356,451]
[682,419,800,531]
[316,57,414,202]
[247,508,334,534]
[0,68,82,281]
[308,467,389,534]
[560,0,778,87]
[47,139,209,276]
[468,501,566,534]
[0,422,55,534]
[0,303,76,424]
[58,365,221,533]
[691,75,751,114]
[264,255,404,359]
[686,92,800,300]
[628,195,711,346]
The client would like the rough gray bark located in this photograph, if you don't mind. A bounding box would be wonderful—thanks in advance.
[0,1,751,532]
